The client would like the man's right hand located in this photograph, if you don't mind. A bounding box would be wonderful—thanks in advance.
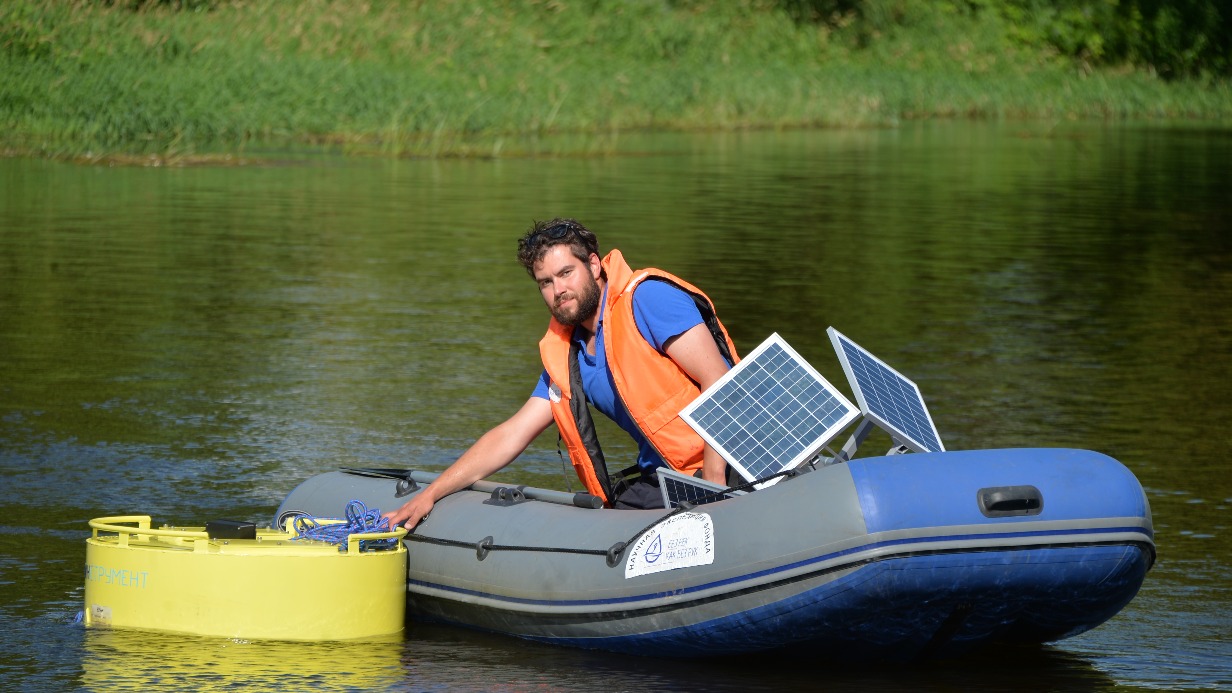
[383,494,435,530]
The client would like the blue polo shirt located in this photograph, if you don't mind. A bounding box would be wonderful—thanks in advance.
[531,280,706,473]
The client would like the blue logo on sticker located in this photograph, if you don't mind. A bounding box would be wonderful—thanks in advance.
[645,534,662,563]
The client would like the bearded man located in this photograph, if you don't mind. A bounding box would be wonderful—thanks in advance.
[385,218,737,528]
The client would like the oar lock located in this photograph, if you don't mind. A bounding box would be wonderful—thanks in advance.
[485,486,528,507]
[394,476,420,498]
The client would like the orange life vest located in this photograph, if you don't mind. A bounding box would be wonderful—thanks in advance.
[539,250,739,506]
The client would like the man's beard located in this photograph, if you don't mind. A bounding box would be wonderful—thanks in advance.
[551,274,602,327]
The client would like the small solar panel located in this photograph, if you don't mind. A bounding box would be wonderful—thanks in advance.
[657,467,745,509]
[826,327,945,454]
[681,333,860,488]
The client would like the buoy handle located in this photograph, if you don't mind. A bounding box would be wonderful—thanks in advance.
[345,528,408,555]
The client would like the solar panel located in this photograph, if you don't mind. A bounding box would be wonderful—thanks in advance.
[826,327,945,454]
[657,467,745,509]
[681,333,860,488]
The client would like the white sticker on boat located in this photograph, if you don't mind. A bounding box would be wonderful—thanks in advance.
[624,512,714,578]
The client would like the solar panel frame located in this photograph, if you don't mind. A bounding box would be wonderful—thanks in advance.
[681,333,860,488]
[826,327,945,454]
[657,467,744,509]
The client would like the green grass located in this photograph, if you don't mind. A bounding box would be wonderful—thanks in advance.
[2,0,1230,162]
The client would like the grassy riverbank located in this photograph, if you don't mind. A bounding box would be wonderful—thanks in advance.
[3,1,1230,162]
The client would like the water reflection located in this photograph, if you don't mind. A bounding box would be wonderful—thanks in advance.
[390,624,1118,692]
[80,629,403,692]
[66,621,1126,693]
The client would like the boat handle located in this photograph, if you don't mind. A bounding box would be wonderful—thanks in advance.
[977,485,1043,517]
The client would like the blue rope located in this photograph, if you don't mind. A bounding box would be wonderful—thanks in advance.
[291,500,398,552]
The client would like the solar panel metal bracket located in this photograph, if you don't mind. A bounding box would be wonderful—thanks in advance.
[815,446,841,468]
[886,442,912,456]
[833,418,876,463]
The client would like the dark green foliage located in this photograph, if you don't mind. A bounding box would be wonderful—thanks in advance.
[998,0,1230,77]
[776,0,1231,77]
[777,0,863,24]
[1120,0,1230,77]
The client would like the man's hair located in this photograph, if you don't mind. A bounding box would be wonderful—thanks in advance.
[516,218,601,277]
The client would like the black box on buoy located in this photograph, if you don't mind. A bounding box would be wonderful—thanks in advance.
[205,520,257,540]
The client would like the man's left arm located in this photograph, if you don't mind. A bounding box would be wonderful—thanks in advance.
[662,324,731,485]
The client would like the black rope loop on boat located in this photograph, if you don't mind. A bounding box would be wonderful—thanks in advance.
[404,532,611,558]
[403,468,800,566]
[605,542,627,568]
[476,536,494,561]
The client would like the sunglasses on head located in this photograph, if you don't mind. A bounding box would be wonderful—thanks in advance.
[525,221,580,250]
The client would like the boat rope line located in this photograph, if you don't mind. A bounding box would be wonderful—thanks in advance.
[403,532,611,561]
[291,500,400,552]
[405,468,802,566]
[406,531,1155,612]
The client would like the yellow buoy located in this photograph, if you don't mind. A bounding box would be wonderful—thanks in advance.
[84,515,407,641]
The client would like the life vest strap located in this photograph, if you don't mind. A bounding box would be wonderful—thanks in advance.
[568,338,614,502]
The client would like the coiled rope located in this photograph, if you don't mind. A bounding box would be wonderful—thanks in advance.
[292,500,399,552]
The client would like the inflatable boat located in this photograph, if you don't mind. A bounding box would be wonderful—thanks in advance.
[275,447,1154,659]
[277,330,1153,658]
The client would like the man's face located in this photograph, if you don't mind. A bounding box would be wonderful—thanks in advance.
[533,244,602,327]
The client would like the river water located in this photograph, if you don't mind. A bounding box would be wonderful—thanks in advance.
[1,122,1229,691]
